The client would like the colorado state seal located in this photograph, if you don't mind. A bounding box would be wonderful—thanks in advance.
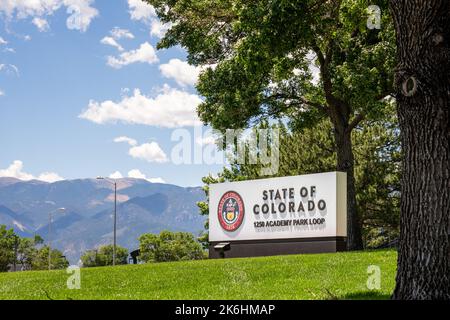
[218,191,245,232]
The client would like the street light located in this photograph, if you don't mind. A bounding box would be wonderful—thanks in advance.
[97,176,117,266]
[48,207,66,270]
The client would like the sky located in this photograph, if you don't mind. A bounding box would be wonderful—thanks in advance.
[0,0,225,187]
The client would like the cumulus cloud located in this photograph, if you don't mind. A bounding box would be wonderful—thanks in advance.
[100,36,123,51]
[32,17,50,31]
[100,28,134,52]
[0,89,4,96]
[110,27,134,40]
[0,0,98,32]
[114,136,137,146]
[150,19,171,38]
[109,171,123,179]
[127,0,170,39]
[106,42,158,68]
[159,59,201,87]
[127,169,165,183]
[0,37,7,45]
[79,86,202,128]
[37,171,64,183]
[129,141,168,163]
[109,169,165,183]
[0,160,64,182]
[127,0,155,22]
[65,0,99,32]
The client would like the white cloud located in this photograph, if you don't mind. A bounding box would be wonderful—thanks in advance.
[150,19,171,38]
[128,169,165,183]
[109,169,165,183]
[0,64,19,76]
[32,17,50,31]
[127,0,155,22]
[159,59,201,87]
[110,27,134,40]
[127,0,170,39]
[106,42,158,69]
[0,0,98,32]
[0,89,4,96]
[127,169,147,179]
[65,0,99,32]
[114,136,137,146]
[101,28,134,52]
[147,176,165,183]
[129,141,168,163]
[109,171,123,179]
[0,160,64,182]
[37,171,64,183]
[79,86,202,128]
[100,36,123,51]
[0,37,7,45]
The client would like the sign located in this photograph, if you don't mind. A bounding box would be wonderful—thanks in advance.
[209,171,347,242]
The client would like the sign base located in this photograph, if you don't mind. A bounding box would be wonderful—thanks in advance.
[209,237,347,259]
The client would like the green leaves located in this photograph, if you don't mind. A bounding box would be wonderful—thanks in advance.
[81,245,129,267]
[139,230,205,263]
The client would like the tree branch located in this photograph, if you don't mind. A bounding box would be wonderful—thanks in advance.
[347,113,366,132]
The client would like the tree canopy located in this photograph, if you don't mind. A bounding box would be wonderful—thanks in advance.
[147,0,396,249]
[139,230,205,263]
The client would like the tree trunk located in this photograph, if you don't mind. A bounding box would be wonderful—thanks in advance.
[334,127,363,250]
[390,0,450,299]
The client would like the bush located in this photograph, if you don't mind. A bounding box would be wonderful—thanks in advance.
[81,245,128,267]
[139,230,205,263]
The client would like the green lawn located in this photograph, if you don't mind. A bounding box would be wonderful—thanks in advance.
[0,249,396,300]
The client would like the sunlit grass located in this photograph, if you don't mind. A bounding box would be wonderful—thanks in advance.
[0,249,396,300]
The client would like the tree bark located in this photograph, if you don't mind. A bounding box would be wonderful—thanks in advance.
[390,0,450,299]
[334,127,363,250]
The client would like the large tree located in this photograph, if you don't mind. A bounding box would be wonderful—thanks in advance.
[389,0,450,299]
[148,0,395,249]
[198,103,401,248]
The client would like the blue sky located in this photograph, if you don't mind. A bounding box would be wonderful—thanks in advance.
[0,0,225,187]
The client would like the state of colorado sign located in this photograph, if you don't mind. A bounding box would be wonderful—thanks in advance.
[218,191,245,232]
[209,172,347,242]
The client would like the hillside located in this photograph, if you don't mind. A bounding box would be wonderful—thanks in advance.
[0,250,396,300]
[0,177,206,263]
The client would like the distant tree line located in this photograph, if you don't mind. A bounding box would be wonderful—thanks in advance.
[80,230,206,267]
[0,225,68,272]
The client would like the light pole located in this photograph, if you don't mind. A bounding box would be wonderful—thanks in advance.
[97,176,117,266]
[48,207,66,270]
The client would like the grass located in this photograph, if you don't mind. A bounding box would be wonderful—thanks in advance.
[0,249,396,300]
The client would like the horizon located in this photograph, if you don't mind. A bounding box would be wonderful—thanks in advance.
[0,174,203,188]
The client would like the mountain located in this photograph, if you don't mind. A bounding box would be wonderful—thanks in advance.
[0,177,206,263]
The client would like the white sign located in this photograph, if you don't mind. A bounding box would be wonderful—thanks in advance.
[209,171,347,242]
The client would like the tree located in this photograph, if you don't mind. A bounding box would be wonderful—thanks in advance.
[198,102,401,248]
[147,0,396,249]
[31,245,69,270]
[389,0,450,299]
[81,245,129,267]
[0,225,16,272]
[139,230,205,263]
[16,235,44,271]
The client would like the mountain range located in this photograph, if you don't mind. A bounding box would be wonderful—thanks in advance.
[0,177,206,264]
